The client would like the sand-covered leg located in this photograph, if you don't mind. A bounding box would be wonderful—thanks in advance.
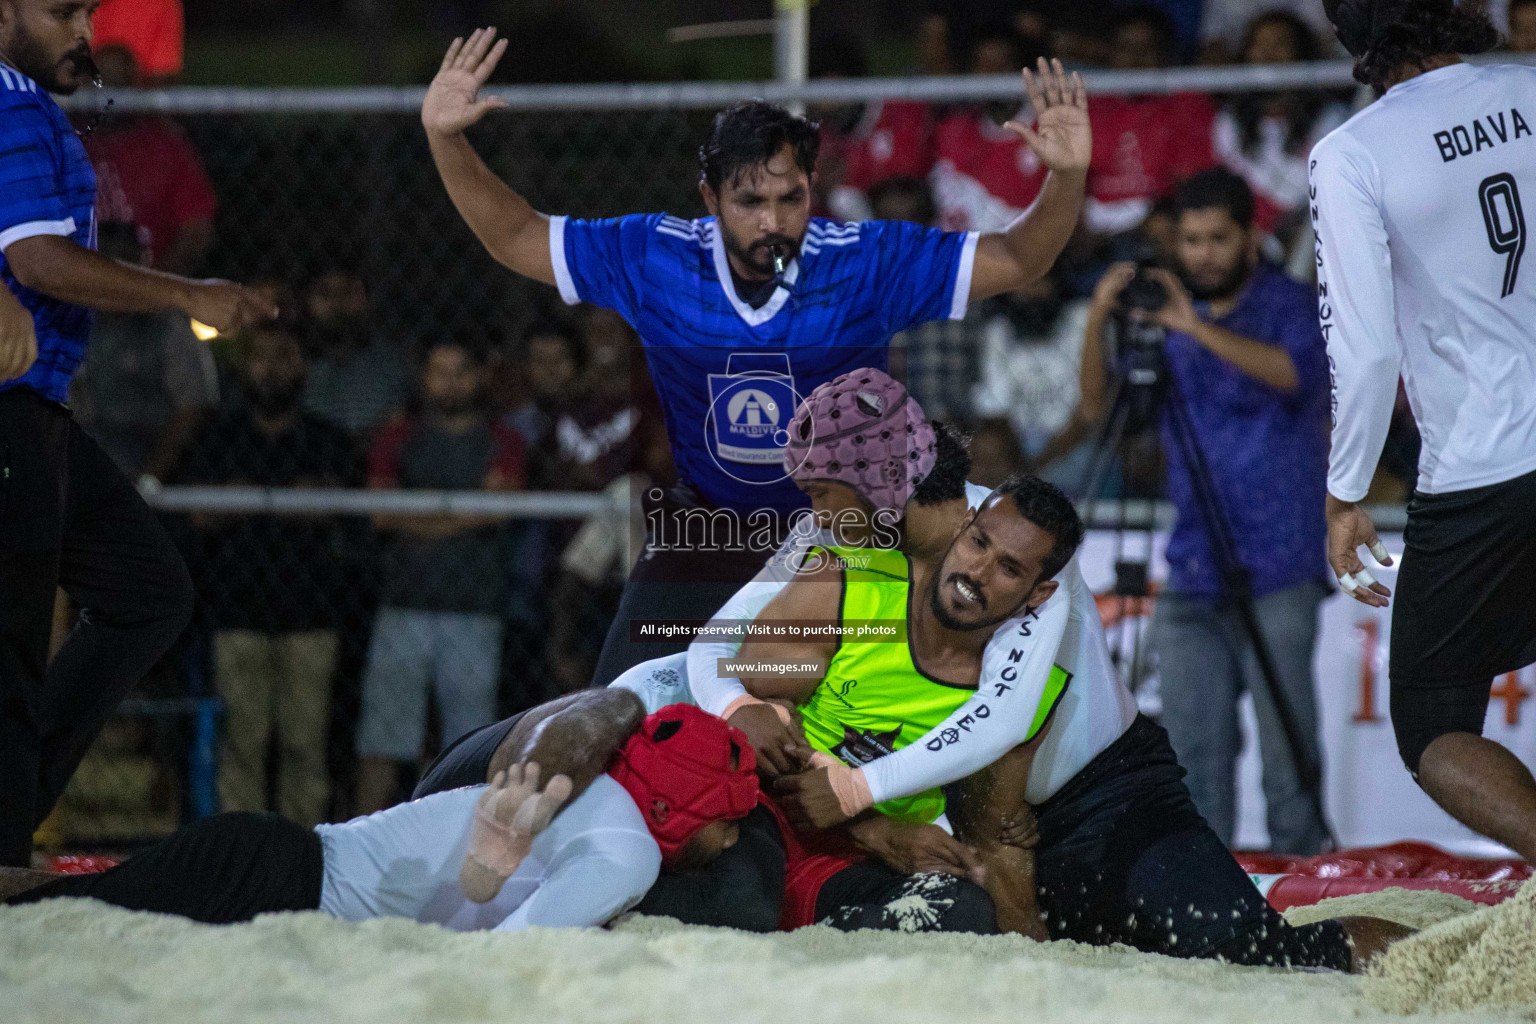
[1336,916,1418,973]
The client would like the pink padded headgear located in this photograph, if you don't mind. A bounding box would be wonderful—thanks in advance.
[783,369,938,514]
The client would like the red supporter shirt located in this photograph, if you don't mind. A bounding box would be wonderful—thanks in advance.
[92,0,184,78]
[931,109,1049,232]
[819,101,935,220]
[1085,93,1216,234]
[87,119,216,268]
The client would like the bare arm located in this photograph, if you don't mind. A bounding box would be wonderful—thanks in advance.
[968,60,1091,302]
[422,29,556,286]
[4,235,273,334]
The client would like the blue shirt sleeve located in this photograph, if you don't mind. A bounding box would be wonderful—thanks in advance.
[551,213,656,322]
[866,219,977,333]
[0,95,73,242]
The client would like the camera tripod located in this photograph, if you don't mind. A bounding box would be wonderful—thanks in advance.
[1077,319,1337,850]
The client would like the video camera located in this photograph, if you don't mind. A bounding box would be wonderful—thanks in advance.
[1117,265,1169,314]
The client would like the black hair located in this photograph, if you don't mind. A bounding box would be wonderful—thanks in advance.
[966,20,1046,69]
[425,328,490,366]
[699,101,821,193]
[809,32,869,79]
[519,319,586,372]
[1233,12,1323,154]
[1352,0,1498,90]
[911,421,972,507]
[989,473,1085,583]
[1113,3,1177,54]
[867,175,938,226]
[1173,167,1256,229]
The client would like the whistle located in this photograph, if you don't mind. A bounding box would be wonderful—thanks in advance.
[771,245,787,276]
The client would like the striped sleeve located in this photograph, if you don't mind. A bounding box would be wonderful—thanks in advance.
[0,92,74,250]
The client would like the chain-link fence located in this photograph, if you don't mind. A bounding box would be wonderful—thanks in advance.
[45,62,1428,848]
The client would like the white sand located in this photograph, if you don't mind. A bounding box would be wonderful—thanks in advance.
[1,891,1531,1024]
[1365,877,1536,1017]
[1282,887,1482,930]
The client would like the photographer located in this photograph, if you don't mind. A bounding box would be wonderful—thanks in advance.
[1075,168,1331,854]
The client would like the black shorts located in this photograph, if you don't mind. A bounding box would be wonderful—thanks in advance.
[412,710,530,800]
[1386,467,1536,770]
[1033,715,1351,970]
[1390,467,1536,686]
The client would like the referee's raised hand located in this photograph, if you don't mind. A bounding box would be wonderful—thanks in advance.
[0,287,37,383]
[423,28,509,138]
[1326,494,1394,608]
[1004,57,1091,174]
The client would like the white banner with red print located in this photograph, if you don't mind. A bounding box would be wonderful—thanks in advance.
[1079,531,1536,856]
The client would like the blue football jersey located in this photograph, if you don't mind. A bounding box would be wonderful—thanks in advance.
[0,63,97,403]
[552,213,977,513]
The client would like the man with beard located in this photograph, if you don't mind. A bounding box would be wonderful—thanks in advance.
[1077,167,1332,855]
[176,326,360,828]
[0,0,273,866]
[423,29,1091,688]
[735,473,1407,970]
[354,335,526,813]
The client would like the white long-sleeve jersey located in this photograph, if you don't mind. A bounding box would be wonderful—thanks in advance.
[1310,62,1536,501]
[669,482,1135,806]
[315,776,660,932]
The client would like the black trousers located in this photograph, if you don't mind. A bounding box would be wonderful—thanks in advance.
[5,811,324,922]
[1033,715,1351,970]
[0,390,194,865]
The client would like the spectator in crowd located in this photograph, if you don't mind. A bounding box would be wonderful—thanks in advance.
[502,320,581,476]
[176,326,360,828]
[1509,0,1536,51]
[300,268,410,448]
[1212,12,1348,249]
[969,271,1095,487]
[355,336,526,813]
[1076,169,1331,854]
[90,0,184,83]
[1085,5,1217,236]
[83,47,216,274]
[919,1,1106,70]
[931,23,1053,232]
[965,419,1028,488]
[812,33,936,223]
[1198,0,1335,63]
[69,221,219,482]
[873,178,983,423]
[550,307,642,493]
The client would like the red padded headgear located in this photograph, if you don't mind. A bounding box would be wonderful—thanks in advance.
[608,704,760,864]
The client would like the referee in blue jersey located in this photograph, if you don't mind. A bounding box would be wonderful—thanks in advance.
[0,1,274,866]
[425,29,1090,689]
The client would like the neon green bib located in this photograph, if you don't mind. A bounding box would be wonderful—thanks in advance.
[798,546,975,824]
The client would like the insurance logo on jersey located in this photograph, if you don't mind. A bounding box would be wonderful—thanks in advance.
[706,353,803,481]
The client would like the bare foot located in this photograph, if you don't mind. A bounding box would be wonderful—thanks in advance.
[1336,915,1417,973]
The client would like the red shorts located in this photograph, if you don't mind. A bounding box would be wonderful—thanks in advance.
[760,797,866,930]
